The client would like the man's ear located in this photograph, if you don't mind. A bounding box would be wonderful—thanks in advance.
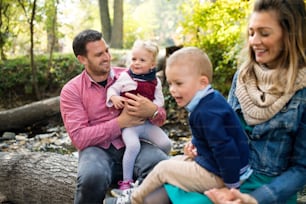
[77,55,87,65]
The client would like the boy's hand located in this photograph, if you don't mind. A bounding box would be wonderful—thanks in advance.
[184,141,197,158]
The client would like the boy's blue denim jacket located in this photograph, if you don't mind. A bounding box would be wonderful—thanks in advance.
[228,71,306,204]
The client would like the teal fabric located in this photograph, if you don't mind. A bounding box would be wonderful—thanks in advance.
[164,173,297,204]
[164,184,213,204]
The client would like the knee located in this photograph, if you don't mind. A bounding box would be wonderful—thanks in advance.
[77,155,113,192]
[162,141,172,154]
[78,167,111,190]
[154,160,169,172]
[139,142,169,163]
[125,142,141,154]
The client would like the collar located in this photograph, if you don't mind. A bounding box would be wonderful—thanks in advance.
[128,68,156,81]
[84,69,116,88]
[185,84,214,113]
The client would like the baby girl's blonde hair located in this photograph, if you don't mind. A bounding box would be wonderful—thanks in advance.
[132,40,159,63]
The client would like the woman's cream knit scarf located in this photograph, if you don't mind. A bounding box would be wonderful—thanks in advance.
[235,64,306,125]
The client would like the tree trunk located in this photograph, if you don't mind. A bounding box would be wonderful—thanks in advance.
[0,152,77,204]
[0,0,10,61]
[111,0,123,48]
[99,0,112,43]
[46,0,60,53]
[30,0,41,100]
[0,96,60,132]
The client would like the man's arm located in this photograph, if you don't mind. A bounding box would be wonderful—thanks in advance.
[60,85,121,150]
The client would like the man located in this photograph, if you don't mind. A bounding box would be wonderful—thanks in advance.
[60,29,169,204]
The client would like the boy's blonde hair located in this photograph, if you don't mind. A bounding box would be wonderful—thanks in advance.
[132,40,159,63]
[166,47,213,83]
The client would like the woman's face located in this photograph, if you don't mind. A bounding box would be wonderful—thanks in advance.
[248,11,284,67]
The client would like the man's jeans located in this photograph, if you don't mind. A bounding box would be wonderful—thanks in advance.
[74,142,168,204]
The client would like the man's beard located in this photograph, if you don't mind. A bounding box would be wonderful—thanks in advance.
[89,61,110,76]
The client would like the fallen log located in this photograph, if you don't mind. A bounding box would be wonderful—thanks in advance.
[1,152,306,203]
[0,152,77,204]
[0,96,60,132]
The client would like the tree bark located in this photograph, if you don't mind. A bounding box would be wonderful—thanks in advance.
[0,96,60,132]
[99,0,112,43]
[0,152,77,204]
[29,0,41,100]
[0,0,10,61]
[111,0,123,48]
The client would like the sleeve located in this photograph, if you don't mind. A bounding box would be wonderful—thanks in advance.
[200,110,242,188]
[153,78,165,107]
[250,108,306,203]
[60,84,121,150]
[149,106,167,127]
[106,72,137,107]
[227,71,238,106]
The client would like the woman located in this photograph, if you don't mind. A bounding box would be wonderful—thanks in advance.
[164,0,306,203]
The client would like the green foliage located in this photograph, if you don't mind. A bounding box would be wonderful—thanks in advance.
[0,49,130,108]
[0,54,83,107]
[45,53,83,85]
[179,0,250,96]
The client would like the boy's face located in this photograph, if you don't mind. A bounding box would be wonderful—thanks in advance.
[166,63,207,107]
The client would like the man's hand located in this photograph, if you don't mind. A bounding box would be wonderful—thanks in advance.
[124,93,157,118]
[117,106,145,129]
[205,188,258,204]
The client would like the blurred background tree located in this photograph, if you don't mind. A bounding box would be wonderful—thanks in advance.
[179,0,250,94]
[0,0,252,107]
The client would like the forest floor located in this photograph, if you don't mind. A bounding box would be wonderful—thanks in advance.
[0,92,306,203]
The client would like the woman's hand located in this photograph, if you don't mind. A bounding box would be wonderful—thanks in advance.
[183,141,197,158]
[205,188,258,204]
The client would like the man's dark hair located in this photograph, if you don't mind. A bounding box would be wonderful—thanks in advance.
[72,29,103,57]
